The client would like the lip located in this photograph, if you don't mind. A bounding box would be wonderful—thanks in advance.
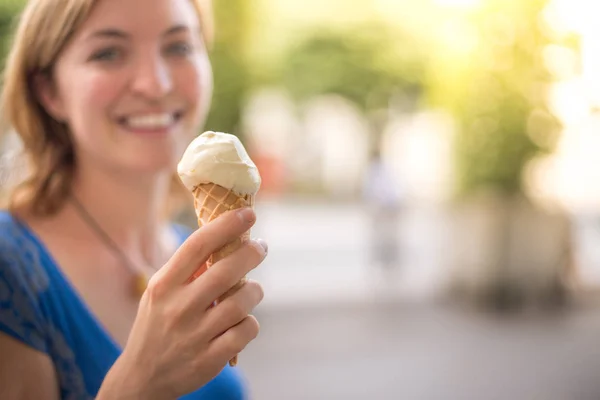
[116,110,184,135]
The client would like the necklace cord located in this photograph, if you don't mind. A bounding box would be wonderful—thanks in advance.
[70,195,153,275]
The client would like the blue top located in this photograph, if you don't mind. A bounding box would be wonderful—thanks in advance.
[0,211,247,399]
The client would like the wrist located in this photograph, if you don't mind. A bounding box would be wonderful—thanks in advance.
[97,353,166,400]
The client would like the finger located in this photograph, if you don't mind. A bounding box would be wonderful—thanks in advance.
[186,262,208,283]
[161,208,256,286]
[218,276,248,303]
[201,279,264,340]
[190,239,267,308]
[207,315,260,364]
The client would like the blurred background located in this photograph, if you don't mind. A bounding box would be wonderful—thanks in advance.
[4,0,600,398]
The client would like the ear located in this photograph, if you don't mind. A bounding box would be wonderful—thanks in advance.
[34,73,67,122]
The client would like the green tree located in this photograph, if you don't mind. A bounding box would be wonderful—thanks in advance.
[0,0,22,68]
[277,25,427,113]
[426,0,570,196]
[203,0,253,137]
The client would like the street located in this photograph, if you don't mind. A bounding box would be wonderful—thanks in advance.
[240,300,600,400]
[234,199,600,399]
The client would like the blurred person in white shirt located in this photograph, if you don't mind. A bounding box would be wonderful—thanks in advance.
[362,148,404,271]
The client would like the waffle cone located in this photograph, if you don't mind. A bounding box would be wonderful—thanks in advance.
[191,183,254,367]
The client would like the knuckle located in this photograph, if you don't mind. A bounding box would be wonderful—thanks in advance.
[206,268,230,292]
[245,315,261,340]
[246,280,265,304]
[244,241,266,264]
[216,210,248,235]
[145,273,167,301]
[221,316,260,355]
[191,237,207,258]
[186,229,208,253]
[227,300,248,322]
[224,333,246,355]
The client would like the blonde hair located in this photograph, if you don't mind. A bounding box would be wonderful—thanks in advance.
[0,0,212,216]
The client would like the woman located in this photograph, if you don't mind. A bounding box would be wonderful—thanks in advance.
[0,0,267,398]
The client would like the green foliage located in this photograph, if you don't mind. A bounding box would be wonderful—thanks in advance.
[277,25,427,112]
[203,0,252,137]
[427,0,566,196]
[0,1,21,68]
[0,0,23,15]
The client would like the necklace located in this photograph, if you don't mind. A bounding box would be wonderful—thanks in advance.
[70,195,154,298]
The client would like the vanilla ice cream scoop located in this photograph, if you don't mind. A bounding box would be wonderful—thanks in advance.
[177,131,261,195]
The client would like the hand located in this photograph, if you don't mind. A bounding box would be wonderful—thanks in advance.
[101,208,267,399]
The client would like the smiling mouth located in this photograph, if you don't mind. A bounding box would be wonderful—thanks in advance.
[118,112,184,131]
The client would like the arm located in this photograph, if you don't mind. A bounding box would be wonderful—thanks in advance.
[0,332,161,400]
[1,209,265,400]
[95,353,164,400]
[0,332,60,400]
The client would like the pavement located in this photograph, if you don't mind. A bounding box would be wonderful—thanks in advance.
[231,198,600,400]
[240,300,600,400]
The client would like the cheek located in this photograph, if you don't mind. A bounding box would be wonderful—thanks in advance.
[78,73,123,116]
[176,56,213,115]
[62,70,124,134]
[62,71,126,149]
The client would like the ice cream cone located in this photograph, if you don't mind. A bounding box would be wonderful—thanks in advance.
[178,131,262,368]
[191,183,254,366]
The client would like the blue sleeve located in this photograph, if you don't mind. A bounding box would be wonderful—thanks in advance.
[0,237,49,354]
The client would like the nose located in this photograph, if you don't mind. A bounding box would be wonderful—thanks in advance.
[130,54,173,99]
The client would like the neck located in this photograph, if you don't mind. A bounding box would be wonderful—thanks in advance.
[68,162,173,266]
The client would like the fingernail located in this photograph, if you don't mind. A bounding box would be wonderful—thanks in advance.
[237,208,255,224]
[256,238,268,254]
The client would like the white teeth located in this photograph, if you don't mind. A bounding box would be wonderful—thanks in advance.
[126,113,174,129]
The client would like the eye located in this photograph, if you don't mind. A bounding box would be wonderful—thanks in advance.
[90,47,122,62]
[166,42,192,57]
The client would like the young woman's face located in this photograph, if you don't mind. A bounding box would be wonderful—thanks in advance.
[40,0,213,175]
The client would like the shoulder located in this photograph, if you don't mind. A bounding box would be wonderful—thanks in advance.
[0,210,35,249]
[0,209,50,353]
[0,209,23,244]
[0,210,48,284]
